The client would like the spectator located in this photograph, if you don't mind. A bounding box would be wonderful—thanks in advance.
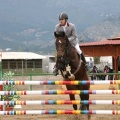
[90,65,98,80]
[103,65,109,80]
[104,65,109,73]
[108,67,114,80]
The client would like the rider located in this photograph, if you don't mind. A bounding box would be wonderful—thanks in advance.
[53,12,87,75]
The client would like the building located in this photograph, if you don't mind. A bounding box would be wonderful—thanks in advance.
[42,55,56,73]
[80,36,120,79]
[1,52,46,74]
[100,56,112,68]
[42,55,94,73]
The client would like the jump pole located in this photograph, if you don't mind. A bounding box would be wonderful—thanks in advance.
[0,100,120,105]
[0,52,3,111]
[0,90,120,95]
[0,110,120,115]
[0,80,120,85]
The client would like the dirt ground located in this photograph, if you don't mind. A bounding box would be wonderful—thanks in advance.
[0,75,119,120]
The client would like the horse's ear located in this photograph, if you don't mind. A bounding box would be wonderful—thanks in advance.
[59,31,65,37]
[54,31,65,37]
[54,32,58,37]
[62,31,65,37]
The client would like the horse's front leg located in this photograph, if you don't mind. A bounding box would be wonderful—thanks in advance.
[79,94,91,120]
[66,85,77,110]
[69,94,77,110]
[79,94,89,110]
[78,84,90,110]
[79,85,91,120]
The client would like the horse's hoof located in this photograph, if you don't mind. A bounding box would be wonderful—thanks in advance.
[80,104,87,110]
[88,114,91,120]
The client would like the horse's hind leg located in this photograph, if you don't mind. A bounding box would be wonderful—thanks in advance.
[66,85,77,110]
[69,94,77,110]
[79,94,91,120]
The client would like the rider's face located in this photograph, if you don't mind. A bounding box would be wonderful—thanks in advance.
[59,19,66,26]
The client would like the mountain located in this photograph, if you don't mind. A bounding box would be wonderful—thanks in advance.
[0,0,120,54]
[79,15,120,42]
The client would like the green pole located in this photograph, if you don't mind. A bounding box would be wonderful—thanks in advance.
[30,74,32,91]
[118,71,120,90]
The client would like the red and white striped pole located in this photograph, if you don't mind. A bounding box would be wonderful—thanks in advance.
[0,52,3,111]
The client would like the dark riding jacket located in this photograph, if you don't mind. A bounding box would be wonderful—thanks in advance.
[55,22,79,46]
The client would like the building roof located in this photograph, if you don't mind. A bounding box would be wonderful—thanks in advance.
[1,52,46,60]
[44,55,55,57]
[80,39,120,47]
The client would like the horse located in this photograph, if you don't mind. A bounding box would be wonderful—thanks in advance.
[54,31,90,119]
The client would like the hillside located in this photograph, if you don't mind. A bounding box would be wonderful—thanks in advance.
[79,17,120,42]
[0,0,120,54]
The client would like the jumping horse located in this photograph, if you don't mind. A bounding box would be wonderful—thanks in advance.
[54,31,90,120]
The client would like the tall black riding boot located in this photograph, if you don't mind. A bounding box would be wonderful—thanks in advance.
[81,53,86,63]
[80,53,88,71]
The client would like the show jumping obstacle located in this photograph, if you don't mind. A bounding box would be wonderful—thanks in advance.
[0,90,120,95]
[0,80,119,85]
[0,110,120,115]
[0,100,120,105]
[0,80,119,115]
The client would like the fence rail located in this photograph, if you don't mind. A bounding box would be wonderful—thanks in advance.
[0,80,120,85]
[0,90,120,95]
[0,110,120,115]
[0,100,120,105]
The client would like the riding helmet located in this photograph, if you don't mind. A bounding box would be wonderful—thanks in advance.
[59,13,68,20]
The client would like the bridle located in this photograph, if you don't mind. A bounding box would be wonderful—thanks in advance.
[57,38,81,75]
[56,38,72,57]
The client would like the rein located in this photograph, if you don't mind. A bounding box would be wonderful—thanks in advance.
[73,59,82,75]
[65,44,72,54]
[65,42,82,75]
[56,36,82,77]
[65,44,82,75]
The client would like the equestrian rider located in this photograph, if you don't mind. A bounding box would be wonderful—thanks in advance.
[53,12,87,75]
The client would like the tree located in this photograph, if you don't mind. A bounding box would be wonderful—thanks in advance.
[94,57,100,64]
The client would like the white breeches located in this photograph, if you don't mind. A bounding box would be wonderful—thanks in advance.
[75,43,82,54]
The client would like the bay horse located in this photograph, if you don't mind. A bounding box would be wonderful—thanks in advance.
[54,31,90,119]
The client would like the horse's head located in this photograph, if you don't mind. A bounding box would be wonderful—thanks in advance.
[54,31,70,57]
[54,31,87,81]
